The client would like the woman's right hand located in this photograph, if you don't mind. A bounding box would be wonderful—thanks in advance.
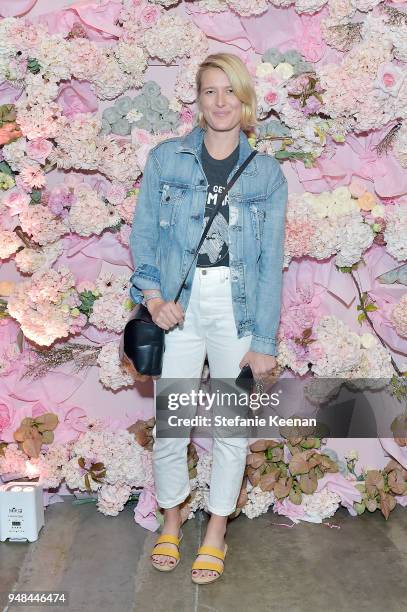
[147,298,185,330]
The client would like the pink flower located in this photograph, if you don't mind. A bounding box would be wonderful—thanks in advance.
[19,164,46,189]
[3,190,30,216]
[140,5,161,28]
[375,63,405,96]
[265,90,278,105]
[384,73,395,87]
[0,402,12,434]
[26,138,53,164]
[132,128,153,145]
[180,106,193,124]
[299,15,324,63]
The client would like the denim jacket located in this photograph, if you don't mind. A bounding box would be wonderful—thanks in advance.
[129,125,288,356]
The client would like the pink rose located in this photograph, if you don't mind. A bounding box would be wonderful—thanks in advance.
[376,62,405,96]
[383,73,395,87]
[26,138,53,164]
[140,5,160,28]
[265,90,278,105]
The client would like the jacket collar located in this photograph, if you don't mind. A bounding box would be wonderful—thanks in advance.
[175,125,257,175]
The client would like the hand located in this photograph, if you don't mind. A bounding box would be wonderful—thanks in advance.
[239,350,277,381]
[147,298,184,330]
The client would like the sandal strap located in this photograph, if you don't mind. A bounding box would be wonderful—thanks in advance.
[197,545,226,560]
[154,533,180,546]
[151,545,180,560]
[191,560,223,573]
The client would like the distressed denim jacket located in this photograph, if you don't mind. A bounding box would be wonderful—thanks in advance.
[129,125,288,356]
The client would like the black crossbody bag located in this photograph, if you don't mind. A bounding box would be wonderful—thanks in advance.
[121,149,258,377]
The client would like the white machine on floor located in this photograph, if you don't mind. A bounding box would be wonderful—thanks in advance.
[0,481,44,542]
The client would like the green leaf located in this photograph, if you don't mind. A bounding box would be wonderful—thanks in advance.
[365,303,378,312]
[0,161,13,176]
[30,189,42,204]
[27,58,41,74]
[357,312,366,324]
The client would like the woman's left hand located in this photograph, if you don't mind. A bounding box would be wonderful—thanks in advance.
[239,350,277,381]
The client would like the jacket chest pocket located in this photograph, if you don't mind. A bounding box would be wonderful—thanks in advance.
[159,183,188,228]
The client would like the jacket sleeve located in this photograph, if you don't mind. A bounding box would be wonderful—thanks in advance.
[249,163,288,356]
[129,147,162,304]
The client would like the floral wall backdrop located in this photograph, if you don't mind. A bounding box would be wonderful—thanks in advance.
[0,0,406,529]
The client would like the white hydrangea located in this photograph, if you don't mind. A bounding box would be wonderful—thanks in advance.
[302,488,341,521]
[0,230,23,259]
[384,204,407,261]
[241,484,275,519]
[295,0,328,13]
[226,0,269,16]
[97,341,135,391]
[14,241,64,274]
[2,137,27,171]
[114,41,147,86]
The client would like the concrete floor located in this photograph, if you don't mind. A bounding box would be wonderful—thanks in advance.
[0,497,406,612]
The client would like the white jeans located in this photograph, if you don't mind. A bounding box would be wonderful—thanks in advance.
[152,266,252,515]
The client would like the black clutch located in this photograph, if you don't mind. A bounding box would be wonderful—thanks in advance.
[121,304,165,376]
[235,364,254,392]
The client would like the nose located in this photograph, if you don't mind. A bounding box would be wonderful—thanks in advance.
[215,92,226,106]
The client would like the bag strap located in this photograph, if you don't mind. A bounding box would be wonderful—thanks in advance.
[174,149,258,303]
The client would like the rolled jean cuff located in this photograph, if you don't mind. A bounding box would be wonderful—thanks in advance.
[206,504,236,516]
[156,486,191,509]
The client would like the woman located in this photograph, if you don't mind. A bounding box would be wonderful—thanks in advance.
[129,53,288,584]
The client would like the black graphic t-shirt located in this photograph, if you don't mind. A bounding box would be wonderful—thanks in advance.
[196,140,240,268]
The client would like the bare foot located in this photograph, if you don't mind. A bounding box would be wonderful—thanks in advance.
[152,506,185,569]
[192,517,227,580]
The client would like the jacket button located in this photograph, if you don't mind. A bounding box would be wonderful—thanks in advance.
[165,195,170,201]
[199,179,205,185]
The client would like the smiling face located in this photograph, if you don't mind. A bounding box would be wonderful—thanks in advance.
[198,67,243,133]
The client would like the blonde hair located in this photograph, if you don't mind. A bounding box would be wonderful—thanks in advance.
[195,53,258,132]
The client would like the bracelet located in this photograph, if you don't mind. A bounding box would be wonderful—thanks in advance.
[143,291,162,304]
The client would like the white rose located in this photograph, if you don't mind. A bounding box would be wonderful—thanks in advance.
[346,449,359,461]
[274,62,295,81]
[256,62,275,78]
[360,333,377,349]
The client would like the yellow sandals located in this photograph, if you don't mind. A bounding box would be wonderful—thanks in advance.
[191,543,228,585]
[151,530,184,572]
